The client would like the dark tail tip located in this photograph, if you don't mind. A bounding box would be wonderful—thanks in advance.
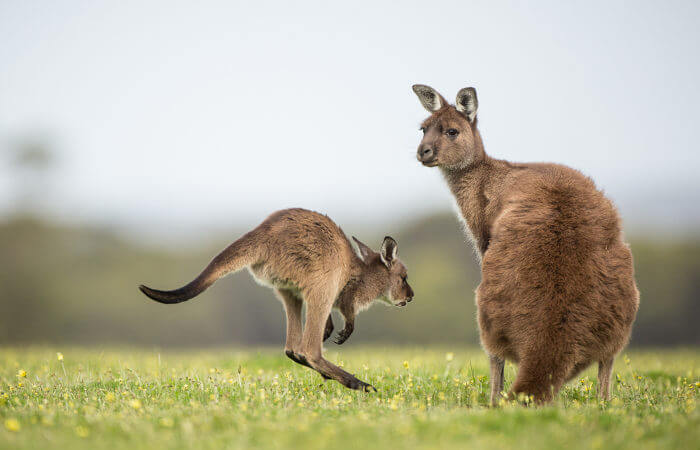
[139,284,185,304]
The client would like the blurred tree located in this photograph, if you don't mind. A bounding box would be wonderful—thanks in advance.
[0,214,697,347]
[3,133,56,217]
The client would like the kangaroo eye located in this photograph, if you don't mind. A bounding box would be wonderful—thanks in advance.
[446,128,459,136]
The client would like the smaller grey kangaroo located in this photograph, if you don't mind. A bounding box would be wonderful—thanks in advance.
[139,208,414,391]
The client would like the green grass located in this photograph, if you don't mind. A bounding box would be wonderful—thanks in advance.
[1,347,698,449]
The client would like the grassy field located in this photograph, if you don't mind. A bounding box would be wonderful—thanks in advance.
[1,347,698,449]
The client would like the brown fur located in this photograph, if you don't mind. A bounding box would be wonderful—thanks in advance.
[139,208,413,391]
[412,85,639,404]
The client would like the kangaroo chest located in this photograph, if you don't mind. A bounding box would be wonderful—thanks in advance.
[448,175,492,257]
[445,164,511,259]
[455,194,490,256]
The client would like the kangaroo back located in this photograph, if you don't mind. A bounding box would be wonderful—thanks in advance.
[139,230,260,304]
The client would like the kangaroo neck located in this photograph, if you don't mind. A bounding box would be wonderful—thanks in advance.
[339,260,385,310]
[440,154,510,258]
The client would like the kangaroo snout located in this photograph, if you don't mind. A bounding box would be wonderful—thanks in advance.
[417,146,437,165]
[398,293,414,306]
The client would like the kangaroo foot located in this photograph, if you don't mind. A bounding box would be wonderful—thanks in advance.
[289,351,331,380]
[348,378,377,392]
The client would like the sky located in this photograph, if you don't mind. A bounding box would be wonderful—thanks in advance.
[1,1,699,240]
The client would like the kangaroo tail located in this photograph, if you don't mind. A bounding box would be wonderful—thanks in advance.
[139,231,260,304]
[509,330,574,404]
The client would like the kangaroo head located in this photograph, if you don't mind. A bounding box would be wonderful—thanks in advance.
[412,84,483,170]
[352,236,414,307]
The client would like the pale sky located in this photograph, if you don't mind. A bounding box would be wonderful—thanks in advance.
[1,1,699,239]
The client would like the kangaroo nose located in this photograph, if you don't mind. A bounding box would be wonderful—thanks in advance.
[419,147,433,159]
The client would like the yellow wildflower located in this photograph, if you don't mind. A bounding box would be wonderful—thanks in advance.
[130,399,142,409]
[446,352,454,362]
[5,418,20,432]
[17,369,27,378]
[57,352,64,361]
[159,417,174,428]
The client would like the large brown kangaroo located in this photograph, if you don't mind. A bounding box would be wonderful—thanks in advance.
[412,85,639,404]
[140,208,414,392]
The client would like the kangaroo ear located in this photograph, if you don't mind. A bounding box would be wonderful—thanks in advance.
[412,84,445,112]
[456,87,478,123]
[352,236,376,263]
[380,236,398,268]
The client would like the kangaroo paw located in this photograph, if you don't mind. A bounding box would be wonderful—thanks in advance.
[333,323,354,345]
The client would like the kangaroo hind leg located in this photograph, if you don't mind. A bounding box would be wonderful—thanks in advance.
[598,357,614,401]
[489,355,505,406]
[275,289,311,363]
[298,285,375,392]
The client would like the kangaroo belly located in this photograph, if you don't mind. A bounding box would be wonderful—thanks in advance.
[248,263,303,296]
